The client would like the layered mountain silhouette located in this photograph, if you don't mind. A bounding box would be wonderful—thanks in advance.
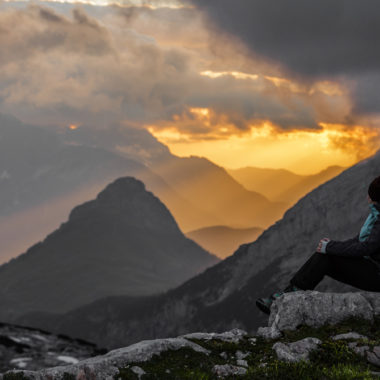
[186,226,263,259]
[64,124,290,231]
[151,155,287,231]
[228,165,345,205]
[17,149,380,349]
[0,177,218,322]
[0,114,291,262]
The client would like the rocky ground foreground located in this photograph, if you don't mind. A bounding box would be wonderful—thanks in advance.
[3,290,380,379]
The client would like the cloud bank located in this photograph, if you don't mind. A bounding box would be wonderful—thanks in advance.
[0,1,378,167]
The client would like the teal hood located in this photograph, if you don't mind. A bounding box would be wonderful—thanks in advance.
[359,203,380,242]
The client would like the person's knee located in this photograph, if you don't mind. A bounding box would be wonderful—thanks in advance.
[312,251,329,260]
[310,251,334,269]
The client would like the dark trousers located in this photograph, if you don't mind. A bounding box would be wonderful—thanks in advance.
[290,252,380,292]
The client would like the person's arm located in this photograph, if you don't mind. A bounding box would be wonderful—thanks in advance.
[317,234,359,254]
[324,221,380,257]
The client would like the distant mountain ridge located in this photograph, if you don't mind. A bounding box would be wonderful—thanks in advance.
[151,155,288,231]
[228,165,345,205]
[0,177,218,322]
[186,226,263,259]
[17,150,380,349]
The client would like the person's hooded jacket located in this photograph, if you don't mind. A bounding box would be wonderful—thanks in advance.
[324,202,380,263]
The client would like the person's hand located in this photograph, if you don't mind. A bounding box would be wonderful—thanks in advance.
[317,238,330,253]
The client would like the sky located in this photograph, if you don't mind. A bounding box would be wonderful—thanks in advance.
[1,0,380,173]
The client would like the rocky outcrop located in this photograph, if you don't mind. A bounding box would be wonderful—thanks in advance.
[6,291,380,379]
[259,291,380,371]
[257,291,380,339]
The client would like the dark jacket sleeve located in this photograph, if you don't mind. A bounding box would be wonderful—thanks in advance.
[326,220,380,257]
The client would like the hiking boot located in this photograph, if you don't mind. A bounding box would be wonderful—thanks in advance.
[255,296,273,315]
[256,284,301,315]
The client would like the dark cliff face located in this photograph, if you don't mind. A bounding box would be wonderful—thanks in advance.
[0,177,219,321]
[18,150,380,350]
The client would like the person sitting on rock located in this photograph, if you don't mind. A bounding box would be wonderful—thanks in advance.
[256,175,380,315]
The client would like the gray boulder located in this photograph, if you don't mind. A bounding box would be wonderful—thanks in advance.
[266,291,375,336]
[272,337,322,362]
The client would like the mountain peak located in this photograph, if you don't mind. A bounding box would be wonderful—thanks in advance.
[68,176,178,234]
[96,176,147,202]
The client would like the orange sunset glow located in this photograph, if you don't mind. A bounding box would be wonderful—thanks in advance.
[148,111,380,174]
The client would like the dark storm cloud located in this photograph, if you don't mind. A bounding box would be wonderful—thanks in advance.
[349,73,380,115]
[189,0,380,79]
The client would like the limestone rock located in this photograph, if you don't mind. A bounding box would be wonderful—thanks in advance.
[268,291,373,332]
[181,328,247,343]
[332,332,369,341]
[348,342,370,357]
[272,337,322,362]
[212,364,247,378]
[257,326,282,340]
[249,337,257,345]
[219,352,228,360]
[235,350,249,360]
[367,346,380,367]
[131,365,146,379]
[236,359,248,367]
[361,292,380,315]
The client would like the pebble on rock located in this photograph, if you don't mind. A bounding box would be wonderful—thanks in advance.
[236,359,248,368]
[131,365,146,378]
[212,364,247,378]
